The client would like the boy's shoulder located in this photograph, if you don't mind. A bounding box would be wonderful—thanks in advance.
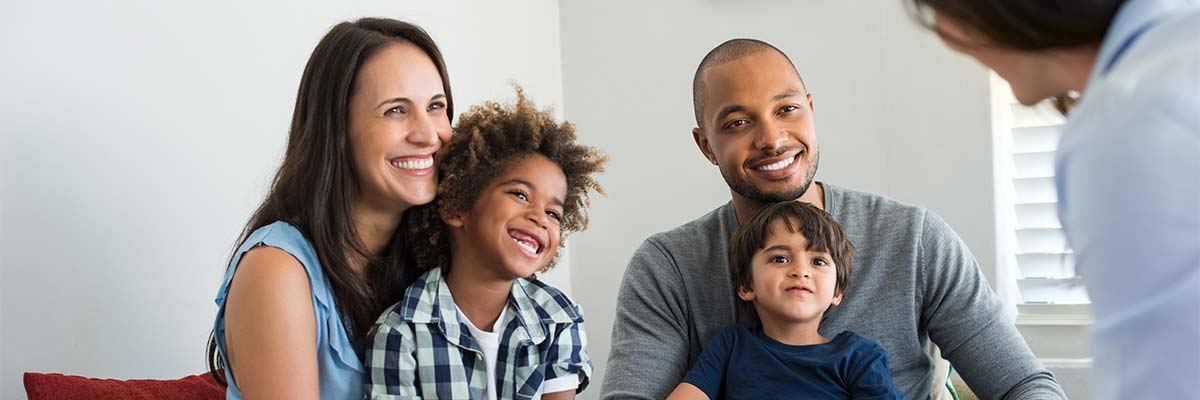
[826,331,890,362]
[372,268,443,326]
[716,324,752,339]
[514,276,585,324]
[703,324,755,352]
[830,330,873,347]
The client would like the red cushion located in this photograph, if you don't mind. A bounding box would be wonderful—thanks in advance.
[24,372,224,400]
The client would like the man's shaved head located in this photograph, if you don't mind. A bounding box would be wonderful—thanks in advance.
[692,38,807,128]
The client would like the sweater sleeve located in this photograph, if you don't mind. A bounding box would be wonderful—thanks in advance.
[917,210,1066,399]
[600,238,695,400]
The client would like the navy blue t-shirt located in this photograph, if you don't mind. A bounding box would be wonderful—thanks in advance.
[681,325,901,400]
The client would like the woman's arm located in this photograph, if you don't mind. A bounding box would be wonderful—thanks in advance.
[224,246,320,399]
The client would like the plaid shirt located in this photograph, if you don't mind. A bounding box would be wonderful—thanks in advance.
[366,267,592,399]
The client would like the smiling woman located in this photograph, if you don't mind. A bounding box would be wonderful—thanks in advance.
[206,18,454,399]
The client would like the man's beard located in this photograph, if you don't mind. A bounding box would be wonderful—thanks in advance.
[721,149,819,204]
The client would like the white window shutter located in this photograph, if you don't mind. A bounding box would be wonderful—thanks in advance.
[995,81,1090,305]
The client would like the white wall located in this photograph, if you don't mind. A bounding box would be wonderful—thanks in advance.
[558,1,995,398]
[2,1,1008,399]
[0,1,565,398]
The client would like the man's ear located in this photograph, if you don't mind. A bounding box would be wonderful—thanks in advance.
[807,92,815,114]
[439,202,466,229]
[736,284,756,302]
[692,127,718,166]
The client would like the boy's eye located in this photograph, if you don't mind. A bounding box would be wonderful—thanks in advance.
[769,255,790,264]
[509,190,528,201]
[547,210,562,222]
[813,257,829,266]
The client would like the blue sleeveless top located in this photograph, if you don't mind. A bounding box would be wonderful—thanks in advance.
[213,221,364,399]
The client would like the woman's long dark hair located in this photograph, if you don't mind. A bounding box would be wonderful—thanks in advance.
[905,0,1126,113]
[206,17,453,385]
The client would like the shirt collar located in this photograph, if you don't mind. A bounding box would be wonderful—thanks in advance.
[399,268,584,350]
[1092,0,1200,83]
[397,268,470,350]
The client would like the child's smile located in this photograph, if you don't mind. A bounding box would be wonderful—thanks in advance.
[508,228,545,258]
[783,282,815,297]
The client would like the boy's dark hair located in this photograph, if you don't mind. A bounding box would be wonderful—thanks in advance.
[407,86,607,272]
[729,201,854,329]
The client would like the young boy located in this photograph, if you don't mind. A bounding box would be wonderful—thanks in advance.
[667,201,901,400]
[365,87,606,400]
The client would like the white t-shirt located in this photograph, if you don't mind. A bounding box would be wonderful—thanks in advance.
[457,304,579,399]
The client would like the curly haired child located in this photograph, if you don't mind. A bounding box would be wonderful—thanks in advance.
[366,86,606,400]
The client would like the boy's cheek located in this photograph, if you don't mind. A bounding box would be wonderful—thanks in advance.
[544,244,560,263]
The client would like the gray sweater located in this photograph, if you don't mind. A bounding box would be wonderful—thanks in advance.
[600,183,1064,400]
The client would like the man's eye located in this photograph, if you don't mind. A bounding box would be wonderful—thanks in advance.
[723,119,748,130]
[385,106,405,115]
[781,105,799,113]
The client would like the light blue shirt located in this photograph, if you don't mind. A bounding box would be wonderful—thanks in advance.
[1056,0,1200,398]
[213,221,365,399]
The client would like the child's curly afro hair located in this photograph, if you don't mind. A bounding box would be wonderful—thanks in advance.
[405,85,607,273]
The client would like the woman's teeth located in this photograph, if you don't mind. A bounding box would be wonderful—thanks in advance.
[390,157,433,170]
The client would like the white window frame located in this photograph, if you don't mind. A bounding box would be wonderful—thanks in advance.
[989,74,1092,321]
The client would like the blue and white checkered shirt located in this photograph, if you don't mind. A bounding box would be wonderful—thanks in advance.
[366,267,592,399]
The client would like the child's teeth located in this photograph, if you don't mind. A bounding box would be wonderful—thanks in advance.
[513,237,537,254]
